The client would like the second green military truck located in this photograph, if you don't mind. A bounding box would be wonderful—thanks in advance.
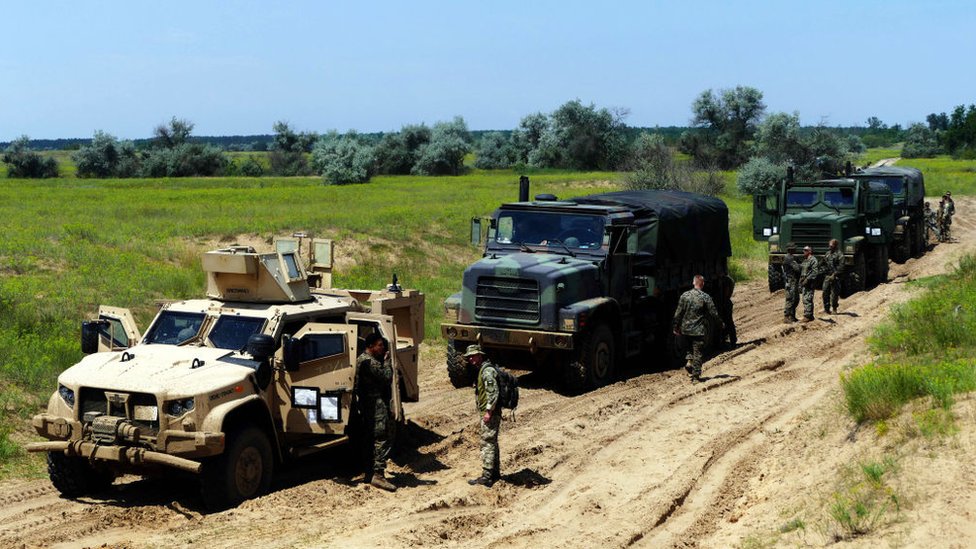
[442,185,735,392]
[851,166,926,262]
[753,169,896,294]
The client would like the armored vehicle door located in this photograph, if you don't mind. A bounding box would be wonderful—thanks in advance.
[345,312,408,421]
[753,190,781,241]
[609,226,636,312]
[275,323,358,435]
[95,306,142,352]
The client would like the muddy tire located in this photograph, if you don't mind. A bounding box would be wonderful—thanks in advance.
[564,324,616,393]
[446,340,473,389]
[47,451,115,497]
[201,427,273,510]
[877,245,889,284]
[767,262,784,292]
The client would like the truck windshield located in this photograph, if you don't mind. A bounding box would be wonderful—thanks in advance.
[208,315,266,350]
[786,191,818,207]
[871,177,904,195]
[823,190,855,208]
[144,312,206,345]
[494,211,605,250]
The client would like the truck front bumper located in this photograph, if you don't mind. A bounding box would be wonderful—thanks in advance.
[441,323,574,351]
[29,413,224,474]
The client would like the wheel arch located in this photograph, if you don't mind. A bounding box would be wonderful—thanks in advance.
[202,396,282,463]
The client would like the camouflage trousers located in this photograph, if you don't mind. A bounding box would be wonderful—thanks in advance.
[685,336,706,378]
[801,286,815,319]
[822,274,840,312]
[363,399,393,474]
[783,280,799,319]
[479,412,501,474]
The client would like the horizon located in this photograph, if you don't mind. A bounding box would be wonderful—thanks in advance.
[2,1,974,141]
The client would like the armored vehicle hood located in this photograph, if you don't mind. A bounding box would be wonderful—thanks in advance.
[59,344,255,397]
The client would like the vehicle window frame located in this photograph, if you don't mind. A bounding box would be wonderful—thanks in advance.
[143,311,206,346]
[206,315,267,351]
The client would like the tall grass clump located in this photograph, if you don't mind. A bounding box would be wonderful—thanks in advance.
[842,255,976,424]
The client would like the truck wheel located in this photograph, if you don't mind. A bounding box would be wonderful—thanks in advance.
[446,340,473,388]
[47,451,115,497]
[845,252,866,296]
[767,262,784,292]
[201,427,273,510]
[877,246,889,284]
[892,231,910,263]
[564,324,615,393]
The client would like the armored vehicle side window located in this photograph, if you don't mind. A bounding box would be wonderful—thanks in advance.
[823,190,854,208]
[786,191,817,207]
[144,312,205,345]
[282,252,301,279]
[870,177,904,195]
[299,333,345,362]
[98,316,130,348]
[208,316,265,350]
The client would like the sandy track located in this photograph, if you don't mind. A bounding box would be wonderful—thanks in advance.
[1,198,973,549]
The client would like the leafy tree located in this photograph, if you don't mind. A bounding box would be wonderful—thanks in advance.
[681,86,766,169]
[1,136,59,178]
[374,124,431,175]
[902,123,941,158]
[525,100,628,170]
[153,117,194,149]
[511,112,549,164]
[140,118,227,177]
[412,116,472,176]
[753,112,806,165]
[238,155,266,177]
[311,131,375,185]
[736,157,785,195]
[474,132,515,169]
[268,121,316,176]
[627,132,724,196]
[73,131,140,178]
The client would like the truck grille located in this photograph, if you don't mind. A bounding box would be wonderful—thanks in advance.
[79,387,160,435]
[475,277,540,324]
[790,223,832,252]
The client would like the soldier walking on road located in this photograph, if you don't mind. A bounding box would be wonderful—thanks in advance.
[357,333,396,492]
[782,243,801,323]
[672,275,724,383]
[821,239,844,314]
[466,345,502,487]
[799,246,819,322]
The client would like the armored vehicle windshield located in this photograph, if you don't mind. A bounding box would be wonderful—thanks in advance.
[491,210,607,251]
[786,188,855,209]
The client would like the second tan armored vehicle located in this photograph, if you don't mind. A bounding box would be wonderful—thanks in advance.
[28,237,424,509]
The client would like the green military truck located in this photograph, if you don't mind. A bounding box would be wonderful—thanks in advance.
[851,166,926,262]
[28,239,424,509]
[753,169,895,294]
[441,185,735,392]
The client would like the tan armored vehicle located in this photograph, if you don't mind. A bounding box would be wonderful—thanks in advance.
[27,237,424,509]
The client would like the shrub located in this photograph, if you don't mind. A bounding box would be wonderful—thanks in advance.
[736,157,785,195]
[74,131,141,178]
[412,116,472,176]
[311,131,375,185]
[474,132,515,169]
[2,136,59,178]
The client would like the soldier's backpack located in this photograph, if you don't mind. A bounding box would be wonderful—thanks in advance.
[480,364,519,411]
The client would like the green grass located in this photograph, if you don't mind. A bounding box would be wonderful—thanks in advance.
[895,155,976,197]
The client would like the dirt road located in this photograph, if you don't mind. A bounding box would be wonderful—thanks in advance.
[1,198,973,549]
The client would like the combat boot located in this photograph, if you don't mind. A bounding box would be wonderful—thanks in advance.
[783,315,796,324]
[370,473,397,492]
[468,471,496,487]
[802,316,814,323]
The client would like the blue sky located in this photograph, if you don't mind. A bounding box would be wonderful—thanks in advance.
[1,1,973,140]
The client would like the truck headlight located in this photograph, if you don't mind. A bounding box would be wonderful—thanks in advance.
[769,242,780,253]
[845,244,855,254]
[164,397,195,417]
[58,384,75,407]
[562,317,576,331]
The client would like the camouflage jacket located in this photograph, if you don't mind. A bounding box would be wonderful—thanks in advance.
[357,351,392,402]
[925,208,937,227]
[672,288,723,337]
[821,249,844,276]
[475,360,500,413]
[782,253,801,282]
[800,256,820,288]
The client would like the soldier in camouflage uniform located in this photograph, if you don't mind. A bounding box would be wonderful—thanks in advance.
[941,193,955,241]
[799,246,819,322]
[357,332,396,491]
[924,202,939,243]
[672,275,724,382]
[782,243,801,323]
[466,345,502,487]
[821,239,844,314]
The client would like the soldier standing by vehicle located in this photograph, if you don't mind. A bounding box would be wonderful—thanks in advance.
[466,345,502,487]
[672,275,724,382]
[941,193,955,241]
[799,246,819,322]
[821,239,844,314]
[782,243,801,323]
[924,202,939,243]
[357,333,396,492]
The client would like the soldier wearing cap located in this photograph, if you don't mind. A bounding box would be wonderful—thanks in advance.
[465,345,502,487]
[357,332,396,491]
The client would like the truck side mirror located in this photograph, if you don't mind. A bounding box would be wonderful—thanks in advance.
[470,218,483,246]
[282,335,301,372]
[81,320,108,354]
